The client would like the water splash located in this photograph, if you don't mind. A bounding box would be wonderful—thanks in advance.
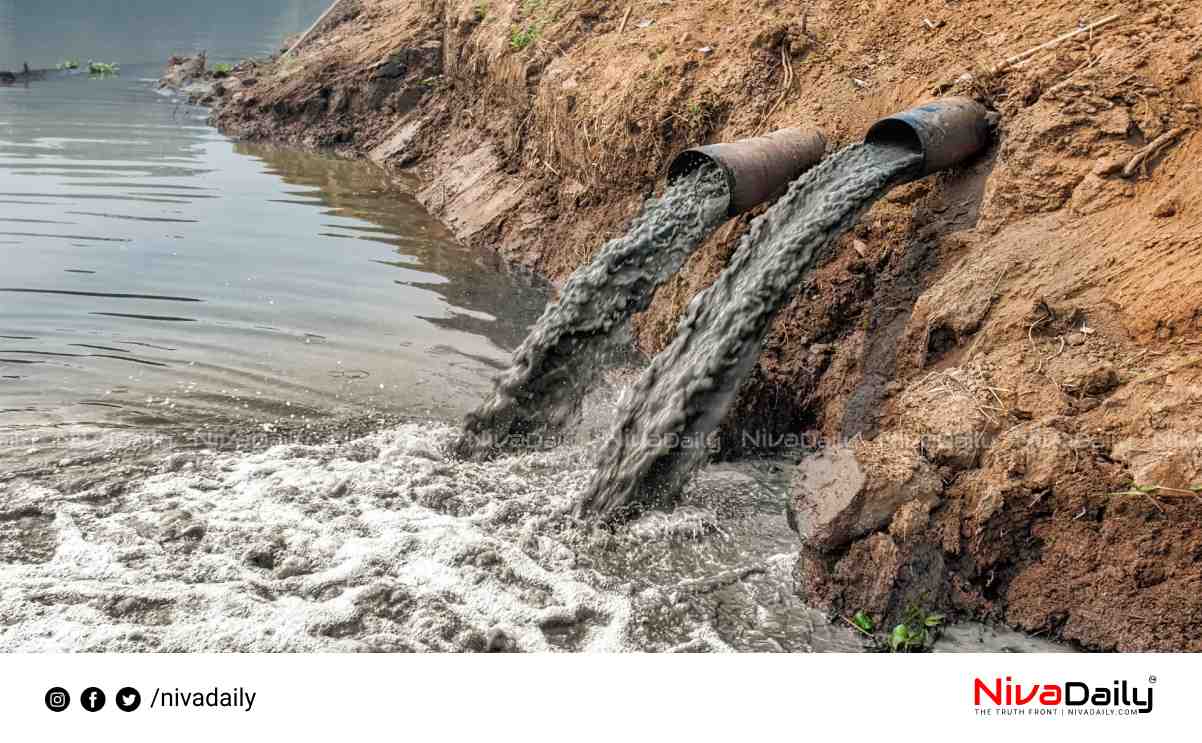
[0,423,862,652]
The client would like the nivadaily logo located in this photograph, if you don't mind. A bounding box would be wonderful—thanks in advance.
[974,676,1155,717]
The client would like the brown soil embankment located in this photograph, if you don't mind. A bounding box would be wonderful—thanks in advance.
[198,0,1202,650]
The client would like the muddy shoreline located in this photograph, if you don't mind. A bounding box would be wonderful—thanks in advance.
[157,0,1202,651]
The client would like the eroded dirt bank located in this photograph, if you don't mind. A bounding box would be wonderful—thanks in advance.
[197,0,1202,650]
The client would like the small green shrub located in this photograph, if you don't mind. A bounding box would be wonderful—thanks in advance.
[889,607,944,652]
[87,61,120,76]
[212,63,233,75]
[56,59,80,71]
[509,25,539,51]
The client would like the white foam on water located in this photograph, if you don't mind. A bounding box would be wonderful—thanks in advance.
[0,414,1052,652]
[1,422,860,652]
[2,425,607,650]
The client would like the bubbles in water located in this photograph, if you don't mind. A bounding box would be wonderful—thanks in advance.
[0,423,861,652]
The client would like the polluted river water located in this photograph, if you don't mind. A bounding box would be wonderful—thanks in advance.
[0,2,1062,652]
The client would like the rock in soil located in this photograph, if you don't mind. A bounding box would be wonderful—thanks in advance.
[787,435,942,553]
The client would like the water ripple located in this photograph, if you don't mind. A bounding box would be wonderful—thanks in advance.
[0,288,203,302]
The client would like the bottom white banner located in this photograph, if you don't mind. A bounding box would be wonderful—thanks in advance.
[0,653,1191,740]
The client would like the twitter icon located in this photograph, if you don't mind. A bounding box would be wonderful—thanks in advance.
[116,687,141,712]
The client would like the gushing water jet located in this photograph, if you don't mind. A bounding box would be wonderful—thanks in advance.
[457,129,826,459]
[574,98,994,519]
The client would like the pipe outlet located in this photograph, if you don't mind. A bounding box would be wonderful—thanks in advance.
[864,97,992,175]
[667,128,827,217]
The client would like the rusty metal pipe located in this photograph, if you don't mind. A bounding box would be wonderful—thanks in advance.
[864,97,992,175]
[667,128,827,217]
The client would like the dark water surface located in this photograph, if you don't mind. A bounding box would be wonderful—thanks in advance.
[0,2,547,445]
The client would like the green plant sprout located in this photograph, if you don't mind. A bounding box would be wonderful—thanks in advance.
[509,25,539,51]
[889,607,944,652]
[850,610,874,634]
[87,61,120,76]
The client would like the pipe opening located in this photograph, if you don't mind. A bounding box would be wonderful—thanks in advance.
[667,150,737,216]
[863,98,991,175]
[667,129,826,217]
[864,118,923,156]
[667,150,718,182]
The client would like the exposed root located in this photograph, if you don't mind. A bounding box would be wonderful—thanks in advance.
[1122,127,1187,179]
[993,13,1122,73]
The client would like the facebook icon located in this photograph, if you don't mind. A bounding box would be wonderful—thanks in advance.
[81,687,106,712]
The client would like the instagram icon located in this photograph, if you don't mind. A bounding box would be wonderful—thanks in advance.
[44,687,70,712]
